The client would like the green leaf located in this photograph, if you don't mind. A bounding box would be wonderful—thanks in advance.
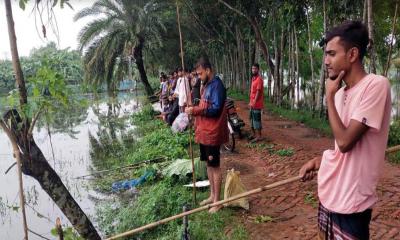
[19,0,26,10]
[50,228,58,236]
[253,215,274,223]
[11,205,20,212]
[162,158,207,180]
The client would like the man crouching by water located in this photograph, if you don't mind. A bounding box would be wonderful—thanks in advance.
[185,57,228,213]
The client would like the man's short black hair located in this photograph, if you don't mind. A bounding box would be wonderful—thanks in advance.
[252,63,260,69]
[195,56,212,70]
[176,67,183,72]
[325,20,369,61]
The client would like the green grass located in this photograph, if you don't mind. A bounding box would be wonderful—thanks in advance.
[275,148,295,157]
[227,89,249,102]
[97,179,247,239]
[387,120,400,164]
[227,89,331,136]
[304,192,318,208]
[265,101,331,136]
[388,151,400,165]
[93,103,247,239]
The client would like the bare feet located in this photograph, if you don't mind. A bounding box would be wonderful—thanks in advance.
[208,205,223,213]
[200,197,213,206]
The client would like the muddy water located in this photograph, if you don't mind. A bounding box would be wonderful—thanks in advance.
[0,92,139,239]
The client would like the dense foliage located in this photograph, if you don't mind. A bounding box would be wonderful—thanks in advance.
[0,42,83,94]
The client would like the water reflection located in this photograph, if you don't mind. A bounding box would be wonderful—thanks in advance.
[0,92,140,239]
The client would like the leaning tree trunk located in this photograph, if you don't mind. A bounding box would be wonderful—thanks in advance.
[218,0,275,76]
[3,112,100,240]
[133,37,154,96]
[4,0,100,239]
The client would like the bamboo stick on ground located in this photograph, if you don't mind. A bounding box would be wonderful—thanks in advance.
[105,175,302,240]
[105,146,400,240]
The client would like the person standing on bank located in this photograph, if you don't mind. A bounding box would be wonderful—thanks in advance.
[249,63,264,142]
[185,57,228,213]
[299,21,391,239]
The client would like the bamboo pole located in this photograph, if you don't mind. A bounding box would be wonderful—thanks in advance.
[176,0,197,204]
[74,157,166,179]
[15,150,29,240]
[105,175,302,240]
[28,229,51,240]
[105,145,400,240]
[0,120,29,239]
[386,145,400,154]
[176,1,185,72]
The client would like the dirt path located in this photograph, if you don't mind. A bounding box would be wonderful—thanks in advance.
[220,101,400,240]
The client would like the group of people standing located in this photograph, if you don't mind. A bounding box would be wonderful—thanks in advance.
[158,67,201,125]
[157,20,391,239]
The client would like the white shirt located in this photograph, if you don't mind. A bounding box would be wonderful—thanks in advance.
[176,76,188,107]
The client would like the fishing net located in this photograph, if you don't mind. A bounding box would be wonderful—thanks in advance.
[223,169,249,210]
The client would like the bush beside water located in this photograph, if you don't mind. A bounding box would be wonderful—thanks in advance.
[94,103,247,240]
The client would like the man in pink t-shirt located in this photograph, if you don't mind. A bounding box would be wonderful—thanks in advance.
[299,21,391,239]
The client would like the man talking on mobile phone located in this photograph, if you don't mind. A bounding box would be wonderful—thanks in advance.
[299,21,391,239]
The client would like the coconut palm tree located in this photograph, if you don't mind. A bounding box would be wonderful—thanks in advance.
[74,0,166,96]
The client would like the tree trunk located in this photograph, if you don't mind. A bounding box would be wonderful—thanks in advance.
[279,28,285,107]
[318,0,327,117]
[273,25,279,103]
[367,0,376,74]
[291,28,295,109]
[250,17,275,77]
[294,25,300,108]
[287,26,292,103]
[4,1,101,239]
[363,0,368,24]
[5,0,27,107]
[306,7,315,111]
[217,0,275,75]
[133,37,154,96]
[384,2,398,77]
[20,138,100,239]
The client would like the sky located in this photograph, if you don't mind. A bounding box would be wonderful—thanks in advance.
[0,0,94,60]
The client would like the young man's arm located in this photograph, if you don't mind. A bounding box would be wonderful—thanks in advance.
[326,71,369,153]
[299,156,322,181]
[326,98,369,153]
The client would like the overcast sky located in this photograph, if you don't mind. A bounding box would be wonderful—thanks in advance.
[0,0,93,59]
